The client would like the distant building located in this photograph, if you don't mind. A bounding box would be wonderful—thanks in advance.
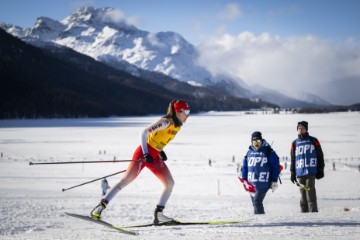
[250,98,262,103]
[273,108,280,114]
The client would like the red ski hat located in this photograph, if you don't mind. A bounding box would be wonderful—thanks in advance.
[173,100,190,113]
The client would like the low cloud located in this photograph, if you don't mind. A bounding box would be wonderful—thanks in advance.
[72,0,95,10]
[218,3,242,21]
[102,8,139,26]
[103,8,126,23]
[197,32,360,100]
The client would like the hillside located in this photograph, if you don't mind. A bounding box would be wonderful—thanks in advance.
[1,6,328,108]
[0,28,276,119]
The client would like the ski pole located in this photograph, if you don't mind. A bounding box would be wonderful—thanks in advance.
[29,159,143,165]
[294,180,311,191]
[62,169,126,192]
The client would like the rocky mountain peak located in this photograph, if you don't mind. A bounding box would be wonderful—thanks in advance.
[61,6,137,32]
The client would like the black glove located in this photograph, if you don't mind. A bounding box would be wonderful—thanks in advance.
[144,153,153,163]
[290,171,296,184]
[316,170,324,179]
[158,151,167,161]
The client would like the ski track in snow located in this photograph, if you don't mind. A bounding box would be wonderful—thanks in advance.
[0,112,360,239]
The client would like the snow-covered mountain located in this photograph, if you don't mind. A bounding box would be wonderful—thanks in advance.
[292,91,331,106]
[1,6,327,107]
[318,76,360,105]
[250,84,313,108]
[2,7,218,86]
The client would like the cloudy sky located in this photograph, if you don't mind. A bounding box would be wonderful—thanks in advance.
[1,0,360,104]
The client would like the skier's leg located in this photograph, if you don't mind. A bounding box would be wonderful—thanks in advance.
[147,160,174,206]
[91,146,145,219]
[146,158,175,224]
[104,160,145,202]
[103,146,145,202]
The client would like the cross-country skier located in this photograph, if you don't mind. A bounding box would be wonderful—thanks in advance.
[290,121,324,212]
[91,100,190,224]
[241,131,280,214]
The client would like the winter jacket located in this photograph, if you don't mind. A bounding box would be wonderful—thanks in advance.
[241,139,280,191]
[290,133,324,177]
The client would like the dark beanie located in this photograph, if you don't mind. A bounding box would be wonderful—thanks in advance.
[251,131,262,141]
[297,121,308,131]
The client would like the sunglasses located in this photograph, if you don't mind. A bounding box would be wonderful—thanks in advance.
[182,109,190,115]
[252,139,262,144]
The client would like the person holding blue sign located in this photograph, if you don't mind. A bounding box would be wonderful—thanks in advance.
[290,121,324,213]
[241,131,280,214]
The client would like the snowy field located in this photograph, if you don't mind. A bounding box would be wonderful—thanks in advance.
[0,111,360,240]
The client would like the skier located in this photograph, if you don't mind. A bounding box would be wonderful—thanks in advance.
[241,131,280,214]
[290,121,324,213]
[90,100,190,224]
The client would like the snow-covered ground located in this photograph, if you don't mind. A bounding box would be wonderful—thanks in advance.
[1,111,360,240]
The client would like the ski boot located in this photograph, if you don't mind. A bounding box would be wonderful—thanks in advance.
[153,205,174,225]
[90,199,108,220]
